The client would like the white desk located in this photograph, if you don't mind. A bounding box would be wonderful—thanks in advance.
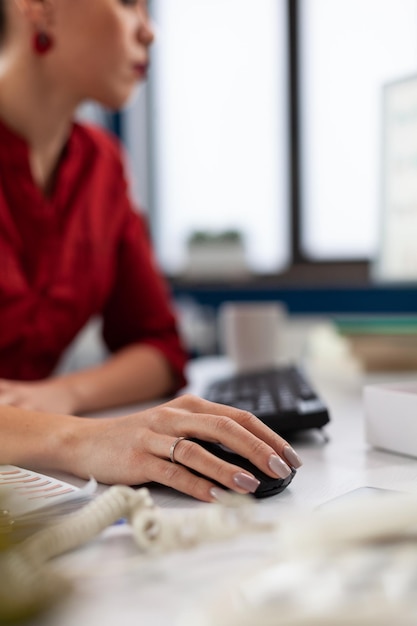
[27,355,417,626]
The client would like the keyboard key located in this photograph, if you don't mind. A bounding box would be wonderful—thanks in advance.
[204,366,330,434]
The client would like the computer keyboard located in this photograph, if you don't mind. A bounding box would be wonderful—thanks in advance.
[204,365,330,435]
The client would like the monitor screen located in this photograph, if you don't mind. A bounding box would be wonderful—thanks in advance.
[374,73,417,283]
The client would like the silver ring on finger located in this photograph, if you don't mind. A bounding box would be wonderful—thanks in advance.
[169,436,188,464]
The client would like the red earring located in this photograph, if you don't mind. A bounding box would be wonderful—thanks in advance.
[33,32,53,55]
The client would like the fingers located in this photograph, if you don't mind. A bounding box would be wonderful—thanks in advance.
[0,384,20,406]
[145,456,221,502]
[0,380,31,408]
[186,415,295,479]
[0,395,16,406]
[168,394,299,459]
[0,379,66,413]
[0,393,34,410]
[150,395,302,480]
[146,439,259,502]
[219,406,304,471]
[172,437,262,493]
[148,428,291,501]
[147,435,261,501]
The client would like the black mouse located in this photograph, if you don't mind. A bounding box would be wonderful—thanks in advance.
[189,438,296,498]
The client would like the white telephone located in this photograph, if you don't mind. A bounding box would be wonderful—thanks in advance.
[0,483,258,622]
[180,490,417,626]
[2,483,417,625]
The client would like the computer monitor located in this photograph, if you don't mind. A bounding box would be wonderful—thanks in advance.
[374,73,417,284]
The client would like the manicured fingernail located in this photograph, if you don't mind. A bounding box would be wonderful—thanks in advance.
[268,455,291,478]
[283,445,303,469]
[233,472,260,493]
[210,487,227,502]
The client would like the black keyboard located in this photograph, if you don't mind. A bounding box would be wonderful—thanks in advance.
[204,365,330,435]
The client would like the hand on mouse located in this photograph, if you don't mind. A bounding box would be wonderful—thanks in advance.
[65,394,303,502]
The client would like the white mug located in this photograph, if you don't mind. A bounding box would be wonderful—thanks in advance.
[218,301,287,372]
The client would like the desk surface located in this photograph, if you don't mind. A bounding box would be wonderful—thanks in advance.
[27,355,417,626]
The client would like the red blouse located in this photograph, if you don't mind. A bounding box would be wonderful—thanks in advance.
[0,118,188,386]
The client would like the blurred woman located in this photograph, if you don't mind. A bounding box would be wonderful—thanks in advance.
[0,0,302,501]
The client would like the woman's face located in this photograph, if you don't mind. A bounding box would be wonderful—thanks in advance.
[50,0,154,109]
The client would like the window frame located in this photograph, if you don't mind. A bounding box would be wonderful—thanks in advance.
[287,0,369,283]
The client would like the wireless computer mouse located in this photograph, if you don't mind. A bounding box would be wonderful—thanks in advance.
[189,438,296,498]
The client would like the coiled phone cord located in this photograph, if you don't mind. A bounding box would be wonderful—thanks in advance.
[0,485,260,620]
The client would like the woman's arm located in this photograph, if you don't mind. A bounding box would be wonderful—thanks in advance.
[0,343,177,414]
[0,395,302,502]
[61,343,178,412]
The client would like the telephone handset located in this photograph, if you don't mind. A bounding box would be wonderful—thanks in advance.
[180,490,417,626]
[0,484,260,622]
[2,485,417,625]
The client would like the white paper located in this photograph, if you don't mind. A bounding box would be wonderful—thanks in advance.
[0,465,96,518]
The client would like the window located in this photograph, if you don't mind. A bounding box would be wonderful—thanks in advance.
[299,0,417,261]
[148,0,289,275]
[123,1,417,280]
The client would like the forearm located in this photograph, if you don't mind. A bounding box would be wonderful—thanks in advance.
[54,343,177,415]
[0,405,86,473]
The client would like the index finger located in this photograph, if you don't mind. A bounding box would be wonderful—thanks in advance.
[171,394,303,469]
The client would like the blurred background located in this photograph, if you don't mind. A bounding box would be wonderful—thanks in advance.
[76,0,417,364]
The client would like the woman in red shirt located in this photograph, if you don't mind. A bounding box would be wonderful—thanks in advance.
[0,0,302,500]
